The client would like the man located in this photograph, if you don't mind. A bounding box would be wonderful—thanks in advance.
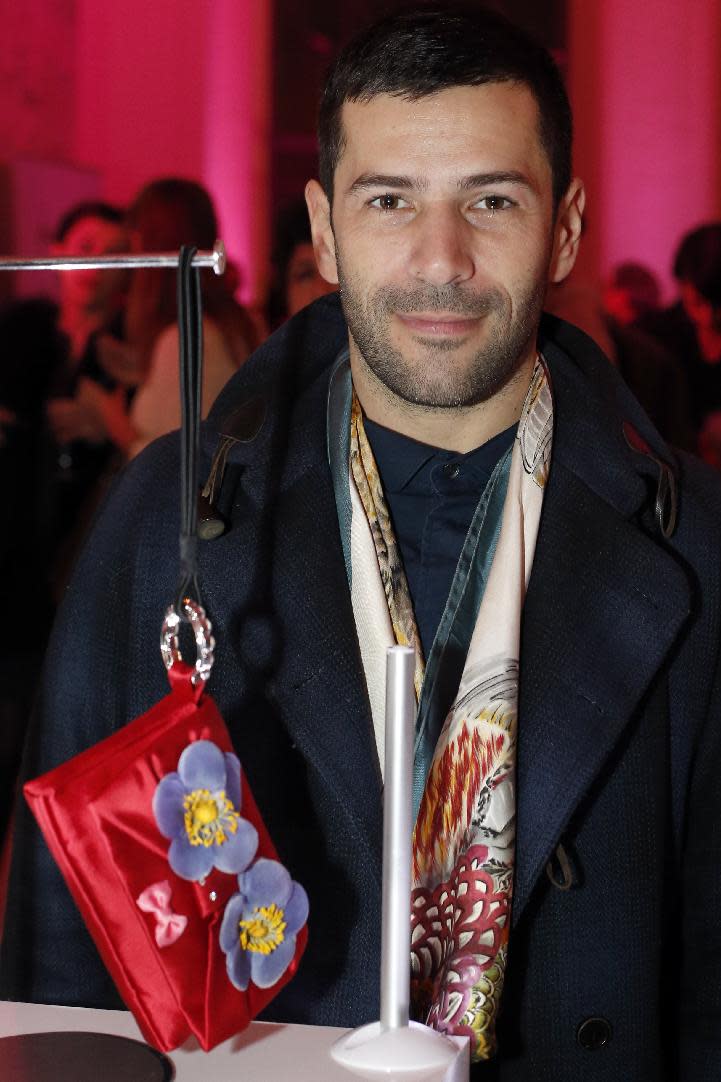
[638,223,721,459]
[48,201,127,364]
[268,198,338,327]
[3,8,721,1079]
[0,201,125,843]
[546,267,692,450]
[603,262,662,328]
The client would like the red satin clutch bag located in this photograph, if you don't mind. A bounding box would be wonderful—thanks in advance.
[24,638,308,1053]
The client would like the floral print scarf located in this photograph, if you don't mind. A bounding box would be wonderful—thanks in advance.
[346,359,552,1061]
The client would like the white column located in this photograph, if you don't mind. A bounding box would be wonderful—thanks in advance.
[203,0,273,306]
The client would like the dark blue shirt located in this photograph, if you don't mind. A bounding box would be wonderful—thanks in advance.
[363,419,517,659]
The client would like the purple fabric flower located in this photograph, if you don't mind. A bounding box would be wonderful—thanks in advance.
[219,858,309,991]
[153,739,258,881]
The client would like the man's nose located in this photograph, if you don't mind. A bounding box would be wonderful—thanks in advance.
[409,206,475,287]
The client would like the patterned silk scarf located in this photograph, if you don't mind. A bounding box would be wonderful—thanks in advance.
[346,360,553,1062]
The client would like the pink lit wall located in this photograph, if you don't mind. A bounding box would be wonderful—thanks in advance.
[73,3,206,202]
[0,0,76,162]
[73,0,271,304]
[568,0,721,297]
[203,0,273,305]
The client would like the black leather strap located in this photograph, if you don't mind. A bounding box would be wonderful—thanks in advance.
[176,245,203,606]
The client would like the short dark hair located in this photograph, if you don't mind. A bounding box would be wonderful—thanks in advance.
[272,199,313,285]
[318,4,573,209]
[126,177,218,250]
[673,223,721,308]
[610,261,661,317]
[54,201,124,243]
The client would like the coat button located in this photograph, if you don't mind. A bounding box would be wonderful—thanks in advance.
[576,1017,612,1051]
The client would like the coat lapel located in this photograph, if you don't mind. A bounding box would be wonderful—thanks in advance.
[199,336,383,880]
[511,327,692,925]
[266,458,384,877]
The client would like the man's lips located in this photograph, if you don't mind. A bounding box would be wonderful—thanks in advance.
[395,311,482,336]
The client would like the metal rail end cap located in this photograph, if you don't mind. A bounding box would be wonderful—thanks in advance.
[212,240,227,276]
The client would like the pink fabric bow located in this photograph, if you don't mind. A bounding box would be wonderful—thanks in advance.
[136,880,188,947]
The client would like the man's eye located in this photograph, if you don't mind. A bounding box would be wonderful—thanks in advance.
[474,195,514,212]
[369,193,409,211]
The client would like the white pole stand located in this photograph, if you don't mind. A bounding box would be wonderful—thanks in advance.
[330,647,469,1082]
[331,1020,468,1082]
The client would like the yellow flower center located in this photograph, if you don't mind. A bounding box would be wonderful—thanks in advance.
[183,788,240,847]
[238,903,287,955]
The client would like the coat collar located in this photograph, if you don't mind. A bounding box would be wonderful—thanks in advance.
[200,298,692,909]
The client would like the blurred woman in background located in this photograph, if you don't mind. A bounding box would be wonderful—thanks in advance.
[80,177,257,458]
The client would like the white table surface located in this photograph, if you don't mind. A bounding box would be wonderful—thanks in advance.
[0,1001,469,1081]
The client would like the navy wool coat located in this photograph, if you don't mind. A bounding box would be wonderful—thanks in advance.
[2,294,721,1081]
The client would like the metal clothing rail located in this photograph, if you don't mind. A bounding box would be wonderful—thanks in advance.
[0,239,226,275]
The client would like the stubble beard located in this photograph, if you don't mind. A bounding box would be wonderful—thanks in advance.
[336,256,545,410]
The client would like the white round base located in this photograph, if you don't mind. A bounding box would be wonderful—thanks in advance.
[330,1020,459,1081]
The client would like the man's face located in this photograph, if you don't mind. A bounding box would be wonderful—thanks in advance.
[54,215,125,313]
[307,82,582,410]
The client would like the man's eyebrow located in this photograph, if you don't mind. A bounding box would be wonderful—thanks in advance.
[458,171,535,192]
[347,173,429,194]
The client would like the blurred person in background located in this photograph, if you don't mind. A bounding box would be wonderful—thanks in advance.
[79,177,255,460]
[42,203,128,563]
[548,259,692,449]
[602,261,661,326]
[602,260,692,450]
[0,201,126,531]
[638,223,721,460]
[0,200,125,845]
[267,198,337,328]
[49,202,127,362]
[0,198,126,606]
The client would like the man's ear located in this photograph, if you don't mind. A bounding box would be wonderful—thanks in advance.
[549,178,585,285]
[305,179,339,285]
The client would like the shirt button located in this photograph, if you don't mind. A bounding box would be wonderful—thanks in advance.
[576,1017,612,1051]
[443,462,460,479]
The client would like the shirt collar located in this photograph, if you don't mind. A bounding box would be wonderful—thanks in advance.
[363,416,517,494]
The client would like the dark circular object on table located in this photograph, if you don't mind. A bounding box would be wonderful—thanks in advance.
[0,1031,173,1082]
